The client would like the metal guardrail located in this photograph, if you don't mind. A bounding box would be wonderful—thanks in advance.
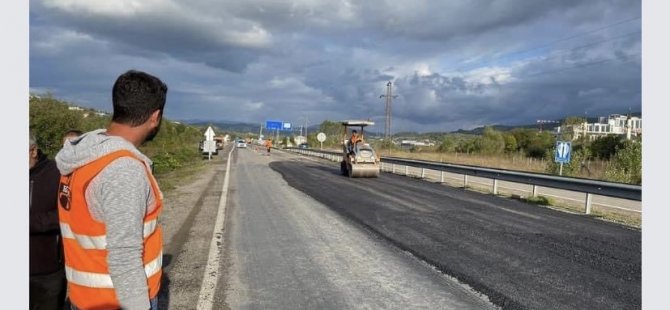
[284,148,641,214]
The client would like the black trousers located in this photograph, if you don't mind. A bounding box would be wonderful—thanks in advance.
[30,268,66,310]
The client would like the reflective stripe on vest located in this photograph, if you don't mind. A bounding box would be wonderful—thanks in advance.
[60,219,158,250]
[58,150,163,308]
[65,251,162,288]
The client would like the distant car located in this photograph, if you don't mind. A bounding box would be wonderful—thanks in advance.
[236,139,247,148]
[298,143,310,149]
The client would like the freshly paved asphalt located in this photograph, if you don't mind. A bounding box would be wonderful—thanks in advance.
[269,152,641,310]
[216,148,497,310]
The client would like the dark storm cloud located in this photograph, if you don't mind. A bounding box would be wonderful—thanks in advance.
[30,1,268,73]
[30,0,641,132]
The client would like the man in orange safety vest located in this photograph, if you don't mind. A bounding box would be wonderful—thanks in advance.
[55,70,167,310]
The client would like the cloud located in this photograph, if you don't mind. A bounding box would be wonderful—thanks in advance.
[30,0,641,132]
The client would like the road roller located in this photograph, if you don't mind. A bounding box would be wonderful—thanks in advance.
[339,120,381,178]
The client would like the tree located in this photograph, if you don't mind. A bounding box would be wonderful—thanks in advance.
[503,133,518,153]
[525,131,555,158]
[590,135,625,160]
[604,141,641,184]
[562,116,587,126]
[306,132,319,147]
[29,94,204,176]
[29,95,84,157]
[318,120,342,147]
[474,127,505,154]
[456,138,477,154]
[559,116,587,142]
[437,135,457,153]
[510,128,537,154]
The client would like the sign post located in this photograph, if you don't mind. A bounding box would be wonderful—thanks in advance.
[554,141,571,176]
[317,132,326,150]
[265,121,282,146]
[204,126,216,160]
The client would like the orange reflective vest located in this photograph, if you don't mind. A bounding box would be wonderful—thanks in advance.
[350,134,361,145]
[58,150,163,310]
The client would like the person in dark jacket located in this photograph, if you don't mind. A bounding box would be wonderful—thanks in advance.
[29,133,66,310]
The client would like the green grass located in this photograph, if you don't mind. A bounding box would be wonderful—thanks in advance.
[524,195,554,206]
[590,209,641,229]
[154,157,210,193]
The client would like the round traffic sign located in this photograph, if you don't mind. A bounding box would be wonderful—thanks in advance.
[317,132,326,142]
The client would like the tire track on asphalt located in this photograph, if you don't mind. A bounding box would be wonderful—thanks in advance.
[269,159,641,310]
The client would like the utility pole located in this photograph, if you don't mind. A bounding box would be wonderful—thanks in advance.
[259,122,263,141]
[298,115,308,137]
[626,108,632,140]
[379,81,397,155]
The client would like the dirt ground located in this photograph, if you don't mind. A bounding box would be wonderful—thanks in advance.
[158,151,226,256]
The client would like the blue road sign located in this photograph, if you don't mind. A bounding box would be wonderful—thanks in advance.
[266,120,282,130]
[282,122,292,131]
[555,141,571,163]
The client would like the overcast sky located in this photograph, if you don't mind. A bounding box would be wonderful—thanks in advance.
[29,0,641,132]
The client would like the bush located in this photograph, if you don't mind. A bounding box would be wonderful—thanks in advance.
[474,127,505,154]
[29,95,86,157]
[29,94,204,176]
[456,138,477,154]
[525,131,555,158]
[525,195,554,206]
[590,135,625,160]
[604,141,641,184]
[438,135,457,153]
[503,133,518,153]
[545,147,590,177]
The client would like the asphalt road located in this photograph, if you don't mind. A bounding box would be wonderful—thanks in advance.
[269,151,641,310]
[215,147,497,310]
[155,146,639,310]
[157,147,229,309]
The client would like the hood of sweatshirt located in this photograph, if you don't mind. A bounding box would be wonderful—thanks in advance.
[55,129,153,175]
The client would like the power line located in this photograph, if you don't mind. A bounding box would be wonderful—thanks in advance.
[523,52,640,78]
[530,30,640,64]
[510,30,641,77]
[455,30,641,80]
[453,16,641,72]
[508,16,640,56]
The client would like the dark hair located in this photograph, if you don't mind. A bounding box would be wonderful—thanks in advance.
[112,70,168,126]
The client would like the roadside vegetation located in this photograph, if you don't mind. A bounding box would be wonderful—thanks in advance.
[29,94,209,191]
[254,118,641,186]
[304,118,641,228]
[309,118,641,185]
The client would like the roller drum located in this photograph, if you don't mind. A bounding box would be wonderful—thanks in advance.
[349,164,380,178]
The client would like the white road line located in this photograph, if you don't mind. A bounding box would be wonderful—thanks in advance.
[196,146,234,310]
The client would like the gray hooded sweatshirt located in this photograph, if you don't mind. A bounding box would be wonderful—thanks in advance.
[56,129,161,310]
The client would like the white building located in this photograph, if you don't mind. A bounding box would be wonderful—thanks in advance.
[557,114,641,141]
[400,140,436,149]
